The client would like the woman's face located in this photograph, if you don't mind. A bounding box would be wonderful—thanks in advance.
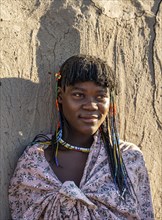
[58,81,110,137]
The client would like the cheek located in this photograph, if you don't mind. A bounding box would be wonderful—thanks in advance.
[100,102,110,116]
[61,100,78,117]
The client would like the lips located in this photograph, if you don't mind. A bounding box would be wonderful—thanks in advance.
[79,115,99,123]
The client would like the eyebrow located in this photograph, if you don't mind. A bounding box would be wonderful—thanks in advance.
[70,86,108,93]
[71,86,86,91]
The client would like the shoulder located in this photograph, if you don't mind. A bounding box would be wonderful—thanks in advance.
[120,140,141,153]
[119,141,150,188]
[120,140,142,155]
[25,134,52,153]
[16,134,52,166]
[10,136,52,182]
[119,140,149,184]
[119,140,145,165]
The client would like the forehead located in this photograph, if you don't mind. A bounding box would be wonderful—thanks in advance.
[65,81,109,92]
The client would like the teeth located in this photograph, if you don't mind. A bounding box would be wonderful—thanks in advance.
[81,116,98,119]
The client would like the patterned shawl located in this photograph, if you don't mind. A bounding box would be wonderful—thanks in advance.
[9,134,154,220]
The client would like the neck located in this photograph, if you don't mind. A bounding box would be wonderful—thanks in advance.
[62,128,94,148]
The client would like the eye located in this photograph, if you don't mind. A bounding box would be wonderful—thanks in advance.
[72,92,84,98]
[96,94,109,102]
[97,95,104,99]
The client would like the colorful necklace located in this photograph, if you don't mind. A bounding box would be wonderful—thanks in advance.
[56,130,90,153]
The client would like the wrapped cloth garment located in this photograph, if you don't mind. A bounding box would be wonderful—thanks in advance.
[9,134,154,220]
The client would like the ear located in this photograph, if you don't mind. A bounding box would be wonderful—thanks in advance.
[57,87,63,104]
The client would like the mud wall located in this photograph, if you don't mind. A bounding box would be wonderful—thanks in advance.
[1,0,162,219]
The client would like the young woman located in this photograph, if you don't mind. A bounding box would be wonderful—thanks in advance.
[9,55,154,219]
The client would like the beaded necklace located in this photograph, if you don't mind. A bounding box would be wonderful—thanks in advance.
[56,130,90,153]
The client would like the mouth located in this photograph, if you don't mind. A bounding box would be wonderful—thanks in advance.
[79,115,99,123]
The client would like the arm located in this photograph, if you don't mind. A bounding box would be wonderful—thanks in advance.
[121,142,155,220]
[135,152,155,220]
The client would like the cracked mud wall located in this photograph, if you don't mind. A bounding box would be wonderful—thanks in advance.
[1,0,162,219]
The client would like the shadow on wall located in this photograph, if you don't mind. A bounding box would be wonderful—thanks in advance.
[1,1,81,219]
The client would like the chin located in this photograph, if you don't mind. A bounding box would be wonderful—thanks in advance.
[79,127,99,136]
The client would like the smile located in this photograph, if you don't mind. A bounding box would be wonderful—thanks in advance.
[79,115,98,123]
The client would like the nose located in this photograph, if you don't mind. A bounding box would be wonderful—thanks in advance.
[82,98,98,111]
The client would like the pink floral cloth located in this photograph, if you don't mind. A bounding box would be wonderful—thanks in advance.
[9,135,154,220]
